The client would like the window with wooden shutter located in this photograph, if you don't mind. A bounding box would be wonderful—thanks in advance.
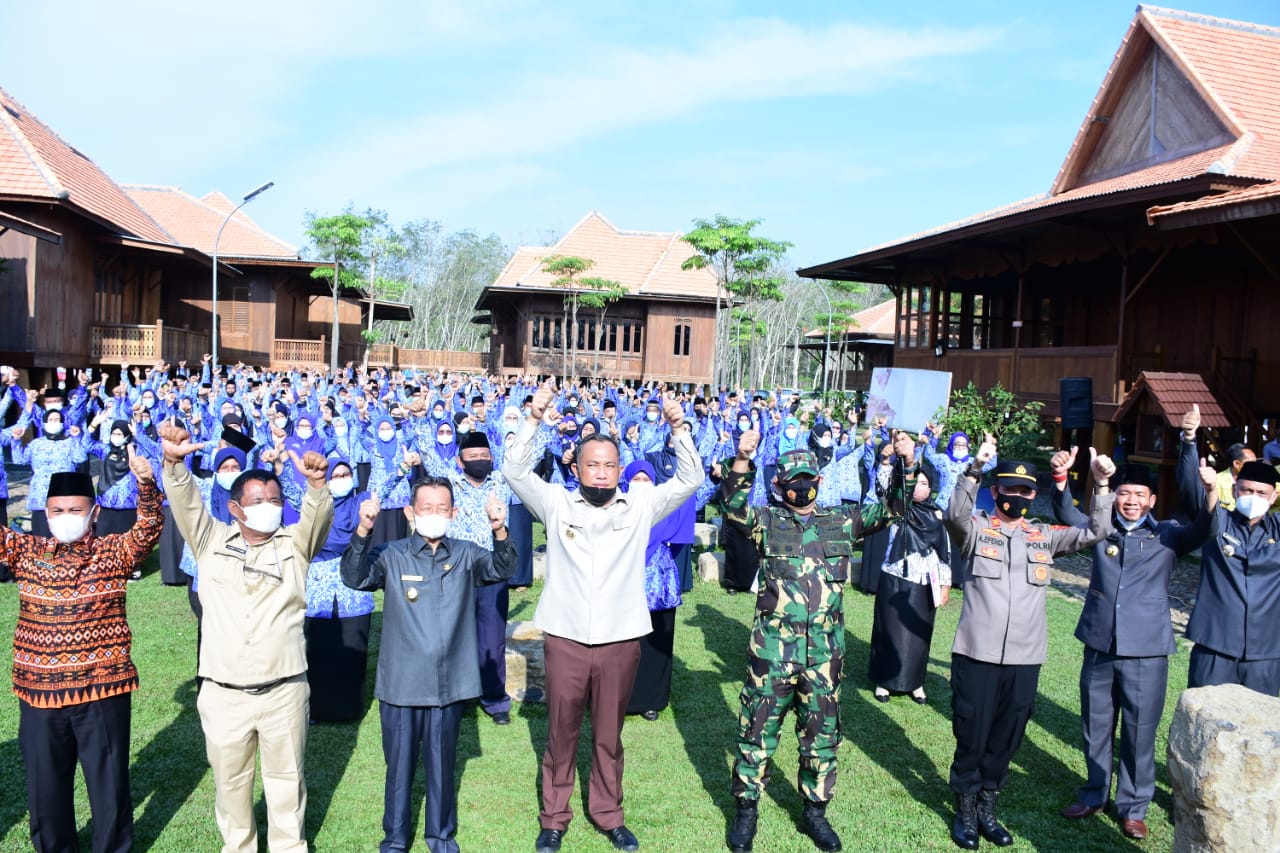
[219,287,249,335]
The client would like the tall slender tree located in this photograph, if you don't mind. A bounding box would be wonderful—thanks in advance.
[681,216,792,387]
[305,209,383,372]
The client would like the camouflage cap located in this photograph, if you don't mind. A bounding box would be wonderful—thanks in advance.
[777,449,821,480]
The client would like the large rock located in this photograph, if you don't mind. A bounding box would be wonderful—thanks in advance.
[1167,683,1280,853]
[697,550,724,583]
[504,620,545,703]
[693,523,718,548]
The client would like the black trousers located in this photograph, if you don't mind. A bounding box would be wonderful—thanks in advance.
[379,700,464,853]
[1078,648,1168,819]
[1188,645,1280,696]
[0,499,10,582]
[506,501,535,587]
[19,692,133,853]
[949,654,1039,794]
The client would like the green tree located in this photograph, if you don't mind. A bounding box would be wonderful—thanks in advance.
[305,208,383,372]
[934,382,1047,463]
[681,216,792,387]
[542,255,620,382]
[577,277,627,376]
[361,231,408,368]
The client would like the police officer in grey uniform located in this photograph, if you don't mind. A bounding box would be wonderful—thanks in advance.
[943,439,1115,850]
[1053,437,1215,841]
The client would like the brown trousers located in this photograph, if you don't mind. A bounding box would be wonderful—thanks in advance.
[540,635,642,831]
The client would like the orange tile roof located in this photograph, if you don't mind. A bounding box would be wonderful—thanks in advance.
[0,87,174,244]
[805,297,895,339]
[1113,371,1231,428]
[804,7,1280,276]
[487,211,722,302]
[123,185,299,259]
[1147,171,1280,222]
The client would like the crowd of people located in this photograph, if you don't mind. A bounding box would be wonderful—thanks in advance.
[0,358,1277,853]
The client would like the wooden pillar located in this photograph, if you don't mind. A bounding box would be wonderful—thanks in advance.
[154,319,164,362]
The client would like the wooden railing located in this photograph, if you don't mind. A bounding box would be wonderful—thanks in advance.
[272,337,327,366]
[396,348,489,371]
[894,344,1120,411]
[91,321,209,365]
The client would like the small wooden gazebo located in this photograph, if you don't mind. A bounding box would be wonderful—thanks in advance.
[1112,371,1230,516]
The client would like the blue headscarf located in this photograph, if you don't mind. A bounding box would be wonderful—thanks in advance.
[623,460,683,563]
[946,431,972,464]
[374,414,401,473]
[778,415,804,455]
[318,457,363,559]
[211,446,246,524]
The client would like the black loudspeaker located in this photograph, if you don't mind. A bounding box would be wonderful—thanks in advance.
[1060,377,1094,430]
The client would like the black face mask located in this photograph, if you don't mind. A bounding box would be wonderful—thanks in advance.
[579,484,617,507]
[997,493,1033,519]
[462,459,493,481]
[781,477,819,508]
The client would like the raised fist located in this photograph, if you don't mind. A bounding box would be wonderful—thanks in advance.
[299,450,329,489]
[485,494,507,529]
[127,443,154,482]
[737,428,760,460]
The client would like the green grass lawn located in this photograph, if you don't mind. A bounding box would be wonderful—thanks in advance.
[0,548,1190,852]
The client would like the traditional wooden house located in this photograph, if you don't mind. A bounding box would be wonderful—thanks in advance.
[476,211,723,385]
[800,297,896,392]
[799,6,1280,454]
[0,85,411,381]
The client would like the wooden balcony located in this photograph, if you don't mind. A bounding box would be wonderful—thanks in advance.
[90,321,209,365]
[894,344,1120,418]
[270,340,488,372]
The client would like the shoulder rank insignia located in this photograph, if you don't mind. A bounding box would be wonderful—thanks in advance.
[1034,566,1048,581]
[980,545,1000,558]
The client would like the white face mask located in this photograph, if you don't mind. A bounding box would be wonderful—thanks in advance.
[646,411,659,422]
[1235,494,1272,520]
[457,423,471,434]
[49,513,93,543]
[45,421,64,435]
[333,421,348,435]
[414,512,450,540]
[215,471,240,491]
[503,419,519,434]
[296,427,313,441]
[818,436,832,448]
[110,434,127,447]
[378,428,395,442]
[238,502,283,534]
[45,401,63,411]
[785,427,798,440]
[142,398,155,409]
[329,477,355,498]
[437,433,454,445]
[274,417,288,430]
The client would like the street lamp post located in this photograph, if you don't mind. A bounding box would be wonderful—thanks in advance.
[814,281,835,396]
[211,181,274,370]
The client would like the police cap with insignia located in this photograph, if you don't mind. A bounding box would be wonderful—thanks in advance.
[777,449,821,480]
[995,460,1037,486]
[48,471,95,500]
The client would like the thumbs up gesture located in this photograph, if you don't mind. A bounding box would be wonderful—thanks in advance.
[1089,447,1116,484]
[1182,404,1201,441]
[1050,446,1078,482]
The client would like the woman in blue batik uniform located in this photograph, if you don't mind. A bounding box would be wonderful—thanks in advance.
[624,461,685,720]
[13,407,89,537]
[301,459,376,722]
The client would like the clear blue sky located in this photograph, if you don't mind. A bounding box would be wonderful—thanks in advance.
[5,1,1280,269]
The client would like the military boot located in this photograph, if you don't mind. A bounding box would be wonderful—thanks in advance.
[726,797,758,852]
[976,790,1013,846]
[801,799,842,852]
[951,793,979,850]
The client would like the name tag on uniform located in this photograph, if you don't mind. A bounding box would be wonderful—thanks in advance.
[400,574,424,582]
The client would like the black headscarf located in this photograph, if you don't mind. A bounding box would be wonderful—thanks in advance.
[99,420,134,493]
[808,422,834,469]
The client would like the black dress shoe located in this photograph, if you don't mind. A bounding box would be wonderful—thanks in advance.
[641,710,659,721]
[534,827,564,853]
[492,711,511,725]
[602,825,639,851]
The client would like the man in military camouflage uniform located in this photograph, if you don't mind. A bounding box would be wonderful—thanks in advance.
[719,429,913,853]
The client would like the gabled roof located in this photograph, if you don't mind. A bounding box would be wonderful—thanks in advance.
[0,87,174,244]
[123,184,300,259]
[804,298,896,340]
[482,211,723,304]
[1112,371,1230,428]
[800,6,1280,282]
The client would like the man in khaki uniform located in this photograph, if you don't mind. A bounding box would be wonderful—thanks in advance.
[161,423,333,853]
